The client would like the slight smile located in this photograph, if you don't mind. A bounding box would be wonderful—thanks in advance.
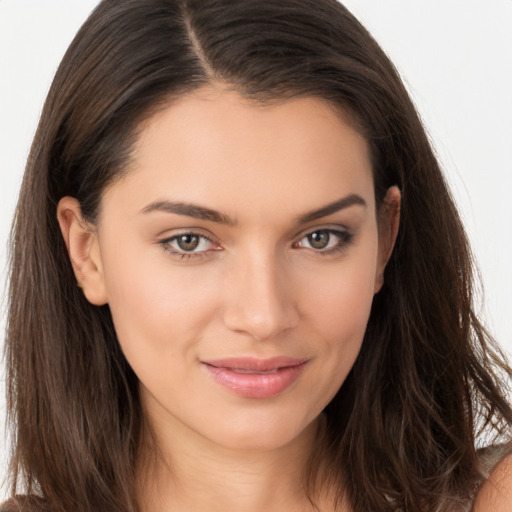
[202,357,309,399]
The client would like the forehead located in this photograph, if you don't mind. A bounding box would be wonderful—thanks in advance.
[104,86,375,219]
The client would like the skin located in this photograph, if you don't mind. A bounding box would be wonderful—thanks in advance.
[473,454,512,512]
[58,86,400,511]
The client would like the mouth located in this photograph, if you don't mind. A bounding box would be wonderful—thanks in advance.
[201,357,308,399]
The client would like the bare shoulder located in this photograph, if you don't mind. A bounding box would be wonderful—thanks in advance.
[472,451,512,511]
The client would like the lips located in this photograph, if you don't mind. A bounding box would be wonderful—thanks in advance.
[202,357,308,398]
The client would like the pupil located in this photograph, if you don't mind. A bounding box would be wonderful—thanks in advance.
[308,231,329,249]
[177,234,200,251]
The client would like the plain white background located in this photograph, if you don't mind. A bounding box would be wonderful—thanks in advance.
[1,0,511,500]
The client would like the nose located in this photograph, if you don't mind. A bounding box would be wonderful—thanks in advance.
[222,250,300,341]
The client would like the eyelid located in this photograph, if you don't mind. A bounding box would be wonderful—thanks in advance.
[156,224,354,261]
[155,225,218,240]
[158,229,222,260]
[292,223,351,241]
[292,226,355,255]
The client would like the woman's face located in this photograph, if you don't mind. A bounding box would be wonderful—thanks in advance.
[60,87,398,452]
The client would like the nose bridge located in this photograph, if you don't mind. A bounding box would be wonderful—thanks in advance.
[222,245,298,340]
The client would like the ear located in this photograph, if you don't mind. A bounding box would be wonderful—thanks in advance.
[57,197,108,305]
[374,186,401,293]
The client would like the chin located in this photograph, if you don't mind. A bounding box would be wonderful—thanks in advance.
[204,412,320,453]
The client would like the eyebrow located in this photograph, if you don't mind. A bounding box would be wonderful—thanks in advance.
[296,193,367,224]
[140,193,366,226]
[140,200,236,225]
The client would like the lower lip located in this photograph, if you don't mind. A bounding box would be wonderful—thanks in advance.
[203,362,307,399]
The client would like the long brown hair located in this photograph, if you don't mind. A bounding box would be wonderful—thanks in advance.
[5,1,512,511]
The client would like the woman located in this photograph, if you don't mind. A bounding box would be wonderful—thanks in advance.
[3,1,512,511]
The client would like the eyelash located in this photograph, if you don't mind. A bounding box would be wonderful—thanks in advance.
[159,233,219,260]
[159,228,354,261]
[293,229,354,256]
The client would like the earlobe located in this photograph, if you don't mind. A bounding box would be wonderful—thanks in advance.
[374,186,401,294]
[57,197,108,306]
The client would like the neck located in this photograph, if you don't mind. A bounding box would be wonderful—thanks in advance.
[137,416,329,512]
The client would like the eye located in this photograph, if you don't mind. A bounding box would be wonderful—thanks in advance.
[174,234,203,251]
[159,232,220,259]
[305,231,332,250]
[293,229,353,253]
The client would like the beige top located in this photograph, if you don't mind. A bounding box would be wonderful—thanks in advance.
[477,443,511,478]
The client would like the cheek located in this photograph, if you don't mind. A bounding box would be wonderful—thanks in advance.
[313,282,373,367]
[299,241,378,382]
[99,239,221,362]
[302,244,378,337]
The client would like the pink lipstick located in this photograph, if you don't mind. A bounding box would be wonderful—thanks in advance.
[202,357,307,398]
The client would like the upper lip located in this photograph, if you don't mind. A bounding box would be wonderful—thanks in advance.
[202,356,308,372]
